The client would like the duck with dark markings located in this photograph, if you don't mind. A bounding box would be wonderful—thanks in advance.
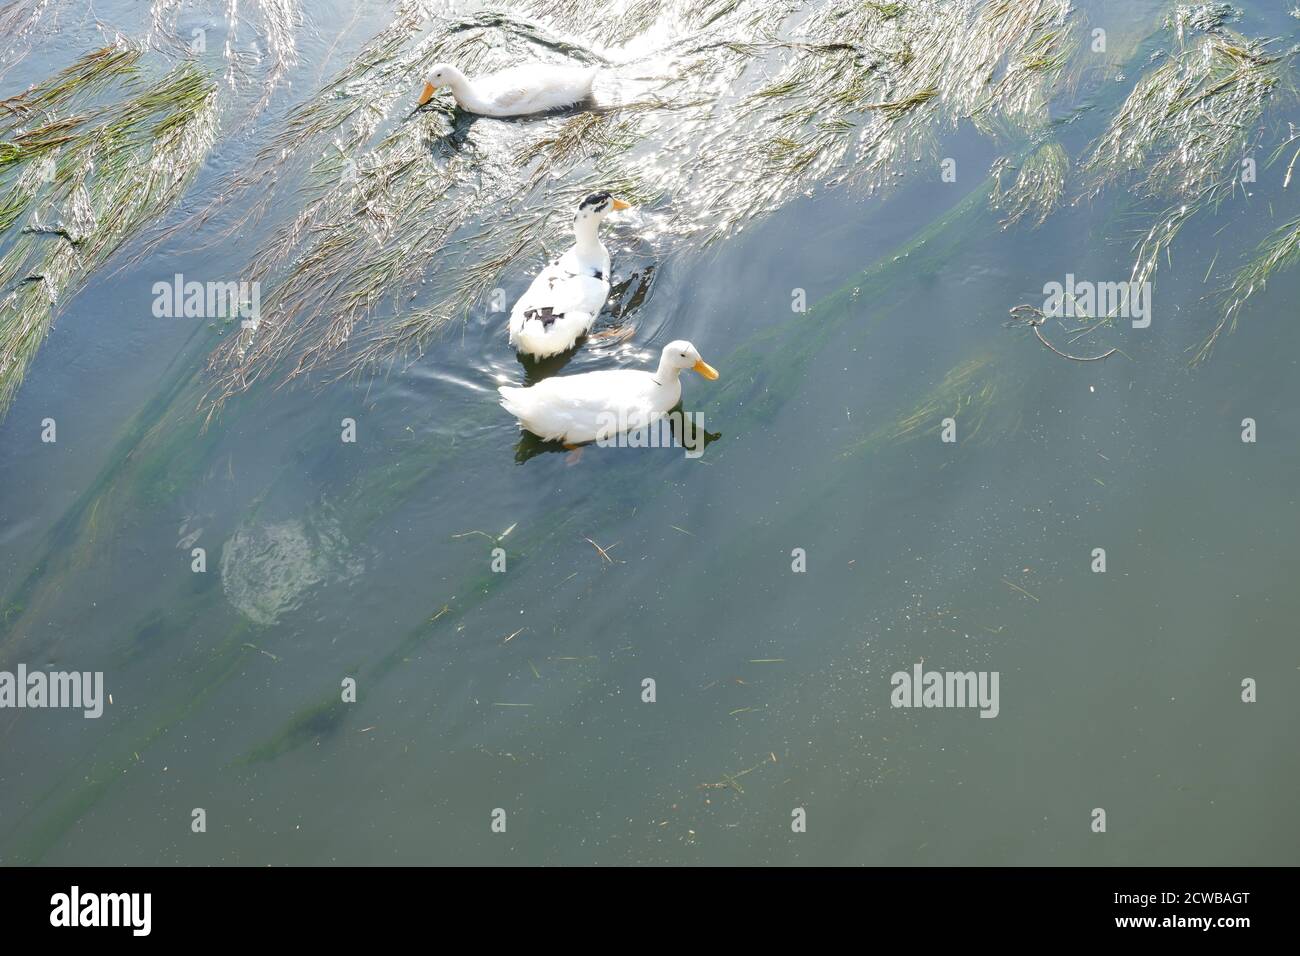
[508,192,630,360]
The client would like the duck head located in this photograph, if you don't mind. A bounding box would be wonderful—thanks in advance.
[660,340,719,380]
[419,64,469,106]
[574,191,631,225]
[571,191,631,250]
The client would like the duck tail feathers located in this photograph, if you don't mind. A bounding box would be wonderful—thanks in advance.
[498,385,526,415]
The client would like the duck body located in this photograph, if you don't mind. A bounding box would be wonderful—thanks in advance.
[421,63,597,117]
[508,245,610,359]
[498,341,719,444]
[499,368,675,445]
[509,192,627,360]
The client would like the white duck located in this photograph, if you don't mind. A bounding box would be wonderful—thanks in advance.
[418,63,598,117]
[508,192,629,360]
[498,340,719,445]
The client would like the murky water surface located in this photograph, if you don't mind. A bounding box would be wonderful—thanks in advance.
[1,0,1298,864]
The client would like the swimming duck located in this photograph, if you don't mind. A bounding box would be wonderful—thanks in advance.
[418,63,598,117]
[508,192,629,360]
[498,340,719,444]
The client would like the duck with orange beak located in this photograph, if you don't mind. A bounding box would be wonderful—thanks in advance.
[418,62,598,117]
[498,341,719,445]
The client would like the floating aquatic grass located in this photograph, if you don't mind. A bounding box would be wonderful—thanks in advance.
[187,0,1091,410]
[140,0,305,120]
[874,354,1003,446]
[1086,32,1281,199]
[1169,2,1236,43]
[1184,117,1300,360]
[0,45,217,414]
[1084,27,1286,291]
[0,0,73,77]
[0,42,141,120]
[990,139,1068,227]
[1081,9,1300,360]
[1201,213,1300,361]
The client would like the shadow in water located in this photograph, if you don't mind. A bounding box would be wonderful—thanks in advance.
[596,265,654,336]
[512,431,571,463]
[518,345,583,385]
[417,97,600,150]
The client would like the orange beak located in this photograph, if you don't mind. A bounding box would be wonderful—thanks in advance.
[692,359,719,381]
[611,198,632,210]
[418,82,437,106]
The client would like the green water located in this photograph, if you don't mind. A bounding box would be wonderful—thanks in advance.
[1,0,1298,865]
